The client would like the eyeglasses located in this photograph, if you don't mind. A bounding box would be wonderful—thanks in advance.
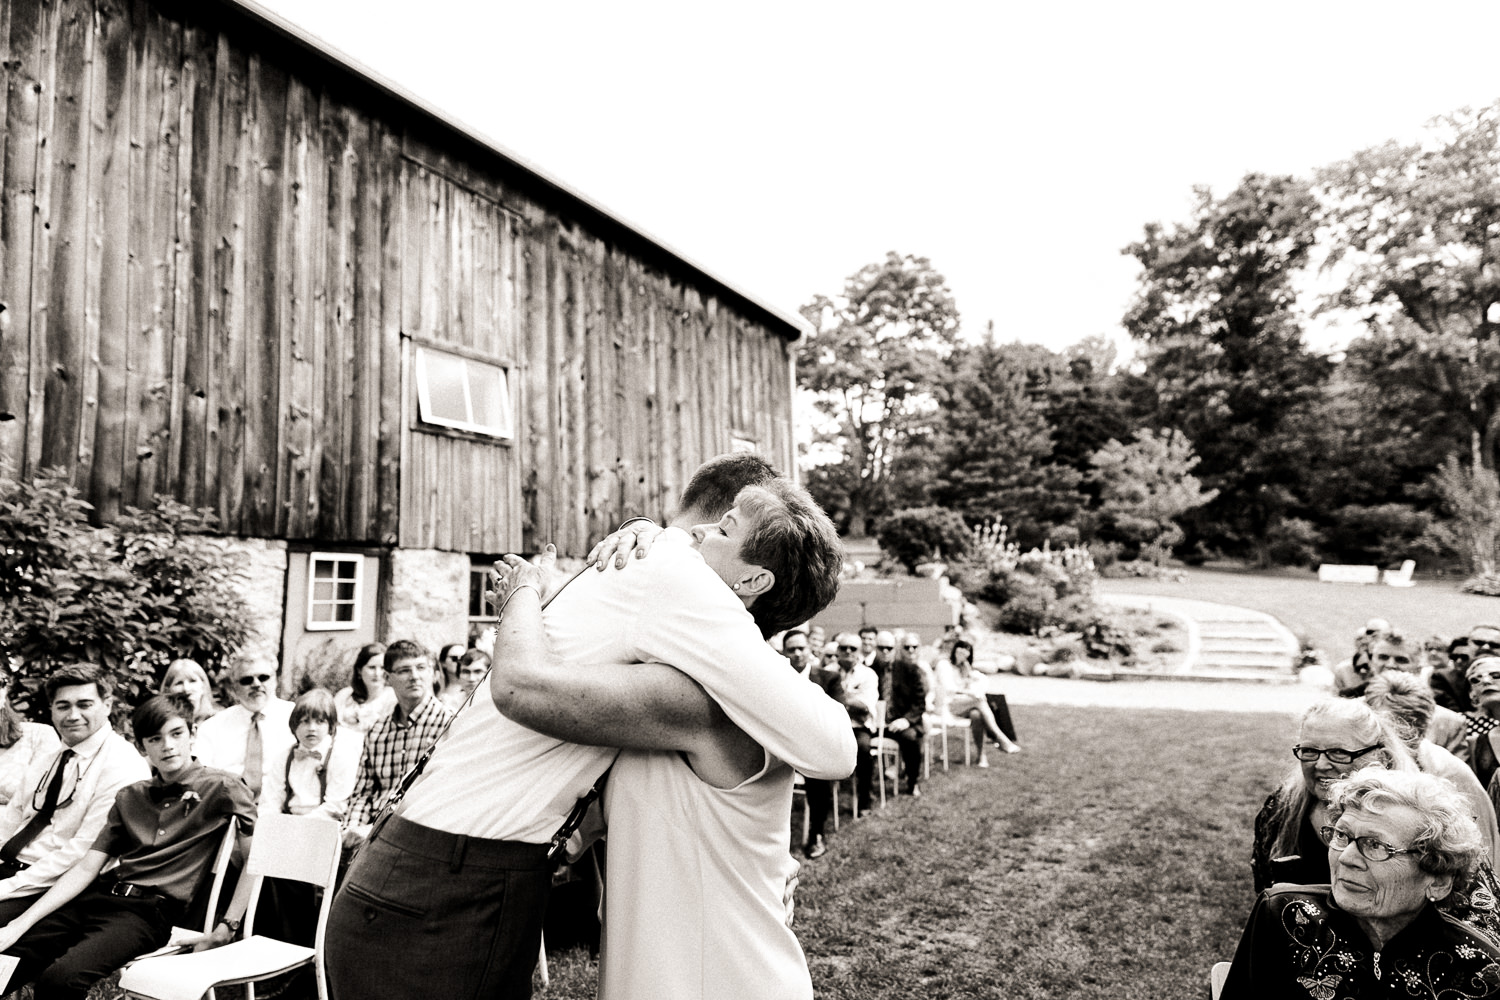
[1472,639,1500,651]
[235,674,273,687]
[388,664,433,677]
[1320,826,1418,862]
[837,645,859,653]
[1470,671,1500,685]
[876,645,894,652]
[902,644,920,651]
[1292,744,1381,765]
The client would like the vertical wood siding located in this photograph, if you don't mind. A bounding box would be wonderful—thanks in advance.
[0,0,795,557]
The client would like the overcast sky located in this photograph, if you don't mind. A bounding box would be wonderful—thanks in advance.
[254,0,1500,356]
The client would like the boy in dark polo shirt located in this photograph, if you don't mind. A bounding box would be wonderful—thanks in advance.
[0,694,257,1000]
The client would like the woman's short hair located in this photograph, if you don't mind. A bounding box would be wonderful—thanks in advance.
[949,639,975,665]
[1329,766,1484,882]
[734,481,843,639]
[1365,672,1436,754]
[289,688,338,735]
[349,643,386,704]
[132,693,196,742]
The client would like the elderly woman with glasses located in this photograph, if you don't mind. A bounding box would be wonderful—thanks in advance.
[1222,768,1500,998]
[1252,699,1417,895]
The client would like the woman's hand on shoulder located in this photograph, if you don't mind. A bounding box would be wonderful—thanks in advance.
[587,520,665,571]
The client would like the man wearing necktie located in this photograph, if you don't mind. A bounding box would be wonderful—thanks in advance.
[0,666,148,924]
[194,660,294,805]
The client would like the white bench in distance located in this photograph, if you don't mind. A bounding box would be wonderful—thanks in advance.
[1317,564,1381,584]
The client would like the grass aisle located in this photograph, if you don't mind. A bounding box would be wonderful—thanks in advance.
[539,702,1292,999]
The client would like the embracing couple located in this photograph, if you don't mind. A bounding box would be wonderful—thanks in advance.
[325,454,855,1000]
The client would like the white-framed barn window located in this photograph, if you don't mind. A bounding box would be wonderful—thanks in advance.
[307,553,362,630]
[414,346,513,439]
[468,564,499,622]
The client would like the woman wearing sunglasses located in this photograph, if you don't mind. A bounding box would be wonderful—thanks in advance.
[1222,768,1500,997]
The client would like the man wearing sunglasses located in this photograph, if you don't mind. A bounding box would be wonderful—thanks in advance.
[194,660,294,806]
[0,665,148,923]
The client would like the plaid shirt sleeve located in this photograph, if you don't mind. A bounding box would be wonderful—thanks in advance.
[345,698,454,829]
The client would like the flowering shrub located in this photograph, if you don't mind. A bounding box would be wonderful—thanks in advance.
[956,520,1100,635]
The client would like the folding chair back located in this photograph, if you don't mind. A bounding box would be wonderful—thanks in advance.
[1210,960,1231,999]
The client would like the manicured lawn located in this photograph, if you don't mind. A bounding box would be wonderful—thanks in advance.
[534,702,1291,999]
[1100,567,1500,661]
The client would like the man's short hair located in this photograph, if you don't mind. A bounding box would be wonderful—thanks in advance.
[735,480,843,638]
[45,663,112,704]
[858,626,878,638]
[132,693,195,741]
[676,454,777,523]
[384,639,430,669]
[290,687,339,735]
[782,629,808,644]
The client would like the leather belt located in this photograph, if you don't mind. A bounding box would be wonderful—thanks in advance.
[105,880,167,903]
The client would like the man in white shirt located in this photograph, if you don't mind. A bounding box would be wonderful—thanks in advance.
[194,659,294,805]
[326,455,853,1000]
[803,632,880,857]
[0,665,149,923]
[487,477,849,1000]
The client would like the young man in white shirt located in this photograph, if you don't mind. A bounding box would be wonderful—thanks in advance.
[0,665,149,924]
[488,476,848,1000]
[326,456,853,1000]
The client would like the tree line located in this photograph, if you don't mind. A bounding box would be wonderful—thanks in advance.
[798,100,1500,579]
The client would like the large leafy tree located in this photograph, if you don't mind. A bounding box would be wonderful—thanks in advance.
[1088,429,1218,565]
[1122,173,1332,563]
[927,340,1085,548]
[798,253,961,536]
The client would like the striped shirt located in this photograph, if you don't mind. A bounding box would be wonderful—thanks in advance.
[346,695,453,828]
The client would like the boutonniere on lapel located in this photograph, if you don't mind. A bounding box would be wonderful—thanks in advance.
[180,790,201,814]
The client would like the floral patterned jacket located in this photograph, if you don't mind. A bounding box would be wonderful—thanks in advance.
[1221,886,1500,1000]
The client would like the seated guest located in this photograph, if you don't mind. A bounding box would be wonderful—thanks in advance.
[1433,636,1478,714]
[884,631,931,797]
[262,688,361,822]
[780,628,814,679]
[0,668,59,806]
[802,632,879,858]
[1464,657,1500,787]
[438,649,490,712]
[942,639,1020,766]
[1330,619,1391,697]
[195,659,295,806]
[333,643,395,734]
[1251,699,1416,894]
[0,665,148,923]
[158,659,220,724]
[1365,672,1500,868]
[1221,768,1500,999]
[0,694,258,1000]
[341,641,453,850]
[1355,631,1466,755]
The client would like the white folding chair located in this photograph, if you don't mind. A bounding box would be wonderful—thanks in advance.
[126,817,239,966]
[869,700,902,806]
[1210,960,1231,999]
[119,813,342,1000]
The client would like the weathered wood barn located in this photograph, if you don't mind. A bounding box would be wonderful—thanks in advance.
[0,0,804,678]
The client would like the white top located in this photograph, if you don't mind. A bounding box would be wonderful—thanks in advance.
[1418,741,1500,868]
[0,726,150,900]
[0,723,61,805]
[400,529,856,843]
[600,748,810,1000]
[194,700,297,787]
[333,686,397,734]
[259,731,363,821]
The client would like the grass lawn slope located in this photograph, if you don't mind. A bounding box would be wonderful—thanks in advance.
[537,702,1289,999]
[1101,567,1499,661]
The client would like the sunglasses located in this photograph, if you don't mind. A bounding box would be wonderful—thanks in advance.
[876,645,894,651]
[837,645,860,652]
[235,674,273,687]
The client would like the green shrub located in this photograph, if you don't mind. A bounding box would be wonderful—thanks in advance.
[874,506,972,573]
[0,470,251,721]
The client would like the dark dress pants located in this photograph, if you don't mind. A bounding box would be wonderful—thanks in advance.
[853,727,874,810]
[7,885,173,1000]
[326,814,555,1000]
[889,725,924,790]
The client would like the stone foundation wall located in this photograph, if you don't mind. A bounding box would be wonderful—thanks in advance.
[215,537,287,672]
[386,548,471,655]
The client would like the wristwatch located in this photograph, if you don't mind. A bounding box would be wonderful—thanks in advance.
[219,917,242,935]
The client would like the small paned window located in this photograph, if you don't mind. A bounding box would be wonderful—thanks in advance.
[469,564,499,622]
[308,554,362,630]
[414,347,512,439]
